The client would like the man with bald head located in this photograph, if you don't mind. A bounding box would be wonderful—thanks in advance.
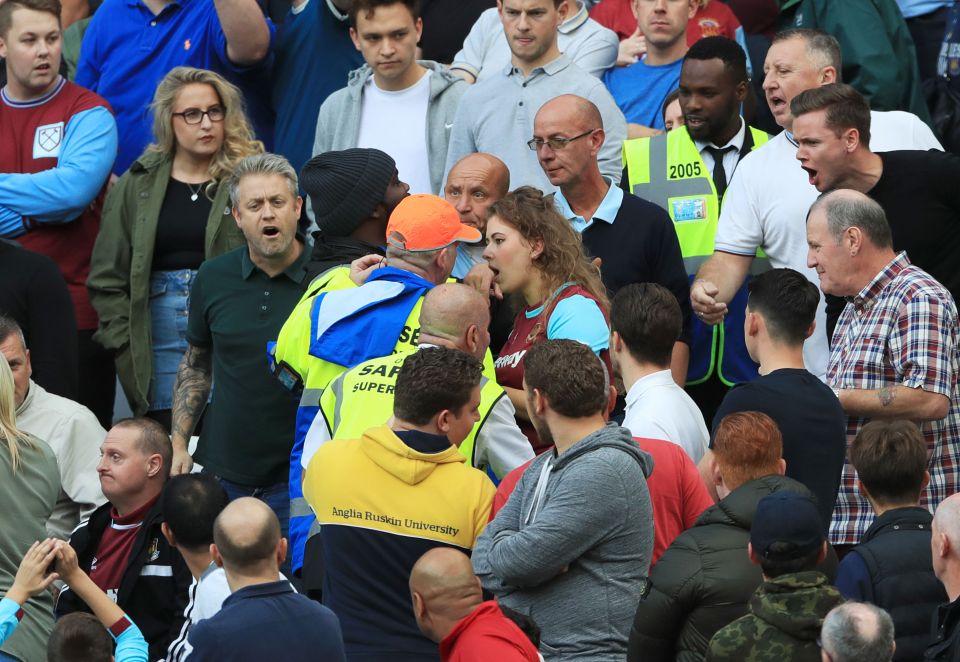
[533,93,692,383]
[807,190,960,549]
[308,283,534,479]
[410,548,540,660]
[444,153,510,279]
[186,498,346,661]
[820,602,895,662]
[928,493,960,659]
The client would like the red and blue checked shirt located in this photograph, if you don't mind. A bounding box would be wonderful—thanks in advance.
[827,252,960,545]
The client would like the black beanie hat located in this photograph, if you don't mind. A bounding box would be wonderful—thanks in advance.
[299,148,397,237]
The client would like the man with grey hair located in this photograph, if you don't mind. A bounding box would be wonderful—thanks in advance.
[820,602,895,662]
[806,189,960,550]
[691,28,941,384]
[170,154,310,570]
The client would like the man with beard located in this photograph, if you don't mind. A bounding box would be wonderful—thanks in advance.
[473,339,654,660]
[621,36,769,423]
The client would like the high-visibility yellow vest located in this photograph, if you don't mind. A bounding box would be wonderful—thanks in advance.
[319,351,503,470]
[622,125,769,385]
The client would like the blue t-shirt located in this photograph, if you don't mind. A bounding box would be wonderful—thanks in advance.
[271,0,364,177]
[603,56,682,130]
[76,0,275,175]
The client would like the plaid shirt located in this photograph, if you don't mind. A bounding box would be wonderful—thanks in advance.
[827,252,960,545]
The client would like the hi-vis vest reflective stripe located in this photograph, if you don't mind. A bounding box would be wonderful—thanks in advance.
[319,351,503,472]
[623,125,770,386]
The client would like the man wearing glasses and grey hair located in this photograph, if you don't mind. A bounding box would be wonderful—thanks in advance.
[533,93,692,384]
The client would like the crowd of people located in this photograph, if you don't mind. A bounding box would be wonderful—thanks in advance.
[2,0,960,659]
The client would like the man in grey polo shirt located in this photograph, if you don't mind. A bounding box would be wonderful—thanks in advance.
[449,0,618,82]
[444,0,627,193]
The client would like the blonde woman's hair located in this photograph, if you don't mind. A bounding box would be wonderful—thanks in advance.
[0,357,39,472]
[149,67,264,188]
[487,186,609,311]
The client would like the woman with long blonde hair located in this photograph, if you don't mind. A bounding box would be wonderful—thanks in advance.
[89,67,264,426]
[0,357,60,661]
[483,186,612,453]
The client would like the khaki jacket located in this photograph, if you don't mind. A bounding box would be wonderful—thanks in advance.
[87,150,244,414]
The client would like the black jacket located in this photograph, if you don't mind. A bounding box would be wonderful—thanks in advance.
[56,498,192,661]
[627,475,836,662]
[850,507,945,661]
[303,233,384,287]
[927,596,960,662]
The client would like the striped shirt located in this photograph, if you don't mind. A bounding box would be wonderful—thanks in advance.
[827,252,960,545]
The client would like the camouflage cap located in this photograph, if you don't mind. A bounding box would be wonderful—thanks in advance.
[751,492,824,558]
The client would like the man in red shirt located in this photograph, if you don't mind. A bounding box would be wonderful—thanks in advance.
[410,547,540,661]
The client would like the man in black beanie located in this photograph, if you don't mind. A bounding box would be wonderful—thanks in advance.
[300,148,410,285]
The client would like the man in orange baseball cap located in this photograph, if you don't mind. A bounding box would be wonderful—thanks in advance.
[281,194,481,587]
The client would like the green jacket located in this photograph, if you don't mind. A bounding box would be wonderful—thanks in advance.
[706,571,843,662]
[87,150,244,415]
[785,0,932,125]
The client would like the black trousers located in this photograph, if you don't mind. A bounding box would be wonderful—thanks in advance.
[77,329,116,429]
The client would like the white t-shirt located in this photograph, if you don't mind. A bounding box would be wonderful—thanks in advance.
[622,369,709,463]
[714,110,942,379]
[356,70,433,194]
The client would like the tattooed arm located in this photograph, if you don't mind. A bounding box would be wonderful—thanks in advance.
[170,344,213,476]
[837,386,950,421]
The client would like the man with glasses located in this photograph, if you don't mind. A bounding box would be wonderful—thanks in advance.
[444,0,626,193]
[533,93,691,383]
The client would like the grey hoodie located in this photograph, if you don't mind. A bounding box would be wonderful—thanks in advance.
[473,422,654,661]
[311,60,466,195]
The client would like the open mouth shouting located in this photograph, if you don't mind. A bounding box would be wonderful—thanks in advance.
[262,225,281,239]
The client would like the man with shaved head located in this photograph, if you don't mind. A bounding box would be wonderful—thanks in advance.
[308,282,533,480]
[808,190,960,550]
[533,93,692,384]
[928,494,960,659]
[410,548,540,660]
[186,498,346,660]
[444,152,510,279]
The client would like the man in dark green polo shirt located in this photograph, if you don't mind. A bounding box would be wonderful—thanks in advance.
[169,153,309,564]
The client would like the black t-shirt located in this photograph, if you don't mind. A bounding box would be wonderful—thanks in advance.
[152,179,212,271]
[418,0,495,65]
[826,149,960,338]
[710,368,847,534]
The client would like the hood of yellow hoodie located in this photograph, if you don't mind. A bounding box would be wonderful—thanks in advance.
[359,426,466,485]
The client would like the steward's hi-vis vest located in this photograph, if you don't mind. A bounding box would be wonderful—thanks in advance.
[317,350,503,475]
[623,125,770,386]
[271,265,426,573]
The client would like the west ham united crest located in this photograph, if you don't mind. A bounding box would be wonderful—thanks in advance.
[33,121,64,159]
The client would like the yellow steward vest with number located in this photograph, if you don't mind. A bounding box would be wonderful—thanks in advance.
[319,350,502,471]
[622,125,769,385]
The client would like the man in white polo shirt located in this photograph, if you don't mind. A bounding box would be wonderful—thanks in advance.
[690,28,940,379]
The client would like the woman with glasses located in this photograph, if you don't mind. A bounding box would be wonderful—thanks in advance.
[89,67,263,428]
[484,186,611,453]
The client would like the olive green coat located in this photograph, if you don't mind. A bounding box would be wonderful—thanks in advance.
[87,150,245,415]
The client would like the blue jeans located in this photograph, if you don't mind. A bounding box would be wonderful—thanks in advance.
[208,474,292,576]
[148,269,197,411]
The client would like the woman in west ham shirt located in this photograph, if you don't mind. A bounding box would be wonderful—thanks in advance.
[483,187,611,454]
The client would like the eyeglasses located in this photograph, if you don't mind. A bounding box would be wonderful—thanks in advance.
[527,129,596,151]
[173,106,226,125]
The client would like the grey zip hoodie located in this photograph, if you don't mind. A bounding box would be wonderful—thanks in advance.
[473,422,654,661]
[311,60,466,195]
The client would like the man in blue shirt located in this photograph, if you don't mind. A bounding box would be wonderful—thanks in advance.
[187,497,346,661]
[271,0,363,177]
[76,0,274,175]
[603,0,696,136]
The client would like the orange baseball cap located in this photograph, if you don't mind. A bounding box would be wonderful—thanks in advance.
[386,194,482,251]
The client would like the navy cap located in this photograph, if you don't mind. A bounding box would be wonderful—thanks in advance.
[751,492,824,558]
